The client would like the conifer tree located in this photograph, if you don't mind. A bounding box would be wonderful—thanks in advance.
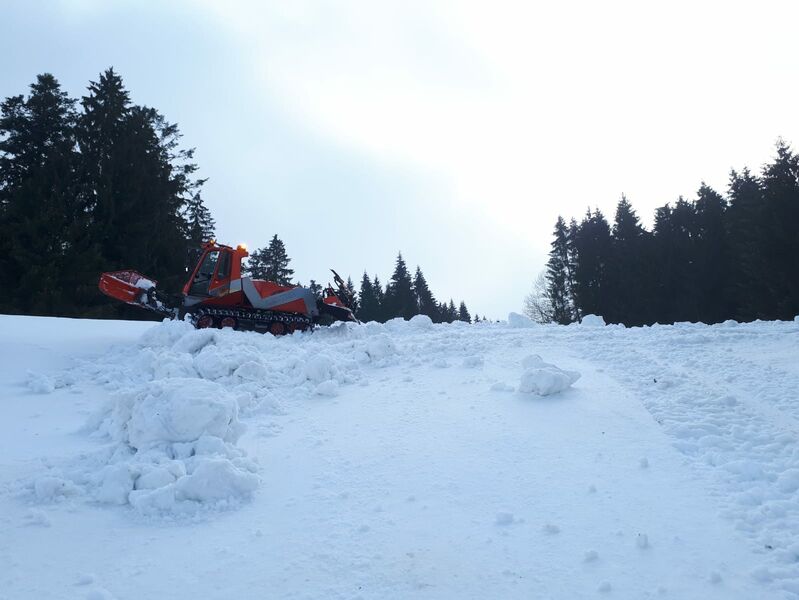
[78,68,199,295]
[384,252,415,319]
[606,196,653,326]
[1,69,211,317]
[357,272,381,322]
[693,183,732,323]
[652,198,697,323]
[184,191,215,246]
[758,141,799,319]
[413,266,439,321]
[308,279,323,300]
[243,247,269,280]
[572,208,612,320]
[726,168,765,320]
[545,216,575,324]
[372,275,387,322]
[0,74,92,315]
[447,299,457,323]
[254,234,294,285]
[458,301,471,323]
[567,218,580,321]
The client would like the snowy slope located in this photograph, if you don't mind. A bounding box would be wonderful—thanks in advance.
[1,313,798,599]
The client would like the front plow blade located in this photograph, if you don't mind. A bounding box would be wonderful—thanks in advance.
[98,270,176,317]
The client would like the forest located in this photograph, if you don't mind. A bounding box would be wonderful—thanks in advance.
[532,142,799,326]
[0,70,474,323]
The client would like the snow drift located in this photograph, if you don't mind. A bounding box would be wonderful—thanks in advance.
[24,317,583,516]
[4,313,799,599]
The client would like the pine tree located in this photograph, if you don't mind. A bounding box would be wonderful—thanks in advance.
[447,299,457,323]
[544,216,575,324]
[372,275,387,322]
[606,196,653,326]
[78,68,199,297]
[243,247,269,279]
[308,279,323,300]
[758,141,799,319]
[413,266,439,321]
[567,218,580,321]
[458,301,471,323]
[693,183,732,323]
[0,74,98,315]
[652,198,697,323]
[572,208,612,320]
[245,235,295,285]
[1,69,213,318]
[184,191,215,246]
[726,168,765,320]
[357,273,380,322]
[384,252,416,319]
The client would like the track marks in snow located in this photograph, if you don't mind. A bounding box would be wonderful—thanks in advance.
[570,321,799,595]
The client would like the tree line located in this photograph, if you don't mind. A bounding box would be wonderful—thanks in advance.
[244,235,478,323]
[0,70,214,317]
[1,70,478,323]
[532,140,799,326]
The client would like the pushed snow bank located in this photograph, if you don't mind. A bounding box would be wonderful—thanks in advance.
[507,312,535,328]
[518,355,581,396]
[578,314,606,327]
[57,379,259,514]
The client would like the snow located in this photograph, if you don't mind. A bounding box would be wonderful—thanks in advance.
[2,313,799,598]
[507,311,535,328]
[579,313,606,327]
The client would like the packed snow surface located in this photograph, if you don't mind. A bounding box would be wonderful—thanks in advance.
[2,313,799,599]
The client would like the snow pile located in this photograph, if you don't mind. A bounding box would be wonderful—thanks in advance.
[579,314,606,327]
[507,312,535,328]
[5,313,799,598]
[48,378,260,514]
[518,354,581,396]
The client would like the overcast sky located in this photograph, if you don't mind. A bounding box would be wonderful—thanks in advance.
[2,0,798,318]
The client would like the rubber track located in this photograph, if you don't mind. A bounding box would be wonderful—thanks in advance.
[190,306,312,332]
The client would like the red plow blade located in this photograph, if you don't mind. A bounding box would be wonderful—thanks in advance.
[99,270,157,305]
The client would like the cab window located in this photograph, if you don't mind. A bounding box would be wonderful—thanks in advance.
[190,250,219,295]
[215,251,231,281]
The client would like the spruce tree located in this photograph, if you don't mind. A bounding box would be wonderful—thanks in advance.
[693,183,733,323]
[652,198,697,323]
[308,279,323,300]
[184,191,215,247]
[572,208,612,320]
[372,275,387,322]
[262,234,294,285]
[726,168,765,320]
[357,273,378,322]
[413,266,439,321]
[606,196,653,326]
[545,216,575,324]
[384,252,415,319]
[243,246,269,279]
[78,68,199,297]
[0,74,97,315]
[447,299,457,323]
[758,141,799,319]
[458,301,471,323]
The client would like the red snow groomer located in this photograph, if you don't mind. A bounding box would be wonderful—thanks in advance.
[98,241,357,334]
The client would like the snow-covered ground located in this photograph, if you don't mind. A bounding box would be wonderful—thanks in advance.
[1,313,798,599]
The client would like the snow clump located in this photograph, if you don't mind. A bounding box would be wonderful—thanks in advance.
[73,378,258,514]
[518,355,581,396]
[507,312,535,328]
[579,314,606,327]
